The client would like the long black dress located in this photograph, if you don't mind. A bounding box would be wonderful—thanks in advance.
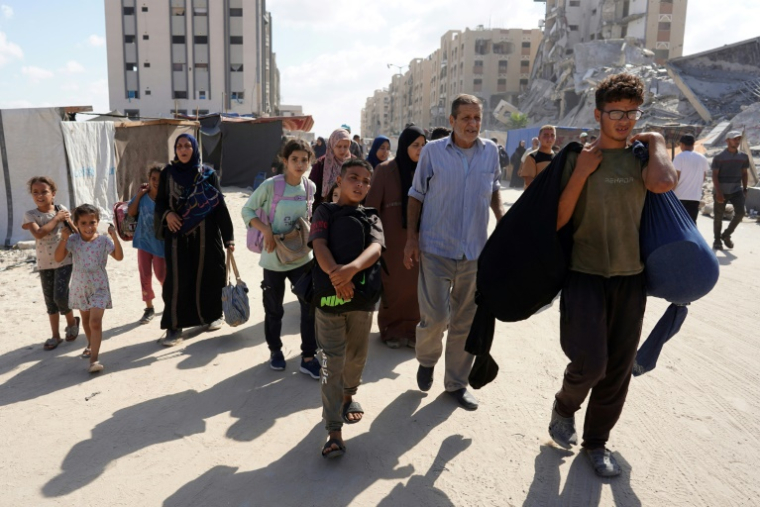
[155,165,234,331]
[509,146,526,189]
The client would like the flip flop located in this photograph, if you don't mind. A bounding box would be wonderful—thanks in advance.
[88,362,104,374]
[65,317,81,342]
[322,438,346,459]
[81,348,91,359]
[342,401,364,424]
[44,337,63,350]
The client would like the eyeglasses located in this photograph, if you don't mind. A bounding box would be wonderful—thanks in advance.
[601,109,643,120]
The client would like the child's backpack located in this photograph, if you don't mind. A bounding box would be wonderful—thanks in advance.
[298,204,384,314]
[246,175,314,253]
[112,201,136,241]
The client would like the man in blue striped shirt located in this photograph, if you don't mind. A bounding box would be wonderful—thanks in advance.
[403,94,504,411]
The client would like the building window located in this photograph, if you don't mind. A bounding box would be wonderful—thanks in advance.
[569,25,579,31]
[497,78,507,92]
[172,63,184,71]
[198,109,209,115]
[195,63,208,70]
[143,62,150,68]
[654,49,669,61]
[473,79,483,92]
[142,34,149,40]
[145,90,151,95]
[124,109,139,119]
[592,8,597,15]
[230,8,243,16]
[172,7,185,16]
[498,60,508,74]
[231,91,245,100]
[141,6,148,12]
[230,36,243,44]
[194,36,208,44]
[474,39,489,55]
[172,35,185,44]
[590,34,595,40]
[569,0,580,5]
[126,63,138,72]
[194,8,208,16]
[658,22,671,31]
[230,64,244,72]
[125,35,135,43]
[473,60,484,74]
[198,91,206,100]
[520,79,529,91]
[521,42,531,48]
[173,91,188,99]
[174,109,188,116]
[123,7,135,15]
[127,90,139,99]
[521,60,530,69]
[565,48,575,55]
[493,42,512,54]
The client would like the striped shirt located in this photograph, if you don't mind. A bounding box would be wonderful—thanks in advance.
[408,135,501,260]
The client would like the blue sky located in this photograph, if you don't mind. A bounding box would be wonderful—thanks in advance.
[0,0,758,136]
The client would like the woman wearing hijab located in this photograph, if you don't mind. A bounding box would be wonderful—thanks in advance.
[509,140,526,189]
[366,136,391,169]
[308,128,352,213]
[155,133,235,346]
[313,137,327,159]
[365,126,426,348]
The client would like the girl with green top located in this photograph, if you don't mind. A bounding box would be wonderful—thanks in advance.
[242,139,320,378]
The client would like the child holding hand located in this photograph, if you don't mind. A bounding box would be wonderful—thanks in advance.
[55,204,124,373]
[22,177,79,350]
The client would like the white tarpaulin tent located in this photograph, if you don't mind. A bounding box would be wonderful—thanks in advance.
[0,108,71,247]
[61,122,118,221]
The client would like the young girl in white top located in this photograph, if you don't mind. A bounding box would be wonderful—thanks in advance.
[55,204,124,373]
[22,177,80,350]
[242,139,320,378]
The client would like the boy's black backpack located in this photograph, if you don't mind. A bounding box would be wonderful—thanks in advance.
[498,146,509,168]
[297,203,384,314]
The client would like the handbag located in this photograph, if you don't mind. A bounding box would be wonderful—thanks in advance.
[112,201,137,241]
[247,175,314,253]
[274,216,311,264]
[221,250,250,327]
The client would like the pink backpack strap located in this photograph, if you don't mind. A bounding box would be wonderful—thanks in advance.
[268,175,286,224]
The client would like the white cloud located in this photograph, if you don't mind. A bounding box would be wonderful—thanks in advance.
[21,66,54,83]
[1,5,13,19]
[87,34,106,47]
[0,31,22,67]
[59,60,85,74]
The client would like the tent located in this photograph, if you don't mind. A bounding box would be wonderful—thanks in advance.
[113,119,198,200]
[176,113,314,188]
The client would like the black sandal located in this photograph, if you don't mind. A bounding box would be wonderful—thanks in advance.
[322,438,346,459]
[342,401,364,424]
[43,337,63,350]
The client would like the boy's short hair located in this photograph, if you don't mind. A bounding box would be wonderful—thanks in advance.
[146,162,163,179]
[451,94,482,118]
[539,125,556,136]
[340,158,373,176]
[27,176,57,194]
[430,127,450,140]
[281,138,314,162]
[73,203,100,223]
[595,73,644,110]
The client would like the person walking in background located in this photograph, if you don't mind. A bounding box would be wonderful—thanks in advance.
[365,126,427,349]
[404,94,504,411]
[313,137,327,159]
[241,139,320,378]
[308,128,352,213]
[54,204,124,373]
[155,134,235,347]
[22,176,79,350]
[430,127,451,141]
[712,131,749,250]
[366,136,391,169]
[520,125,556,188]
[522,137,540,165]
[127,163,166,324]
[672,134,710,223]
[352,135,365,158]
[493,138,509,181]
[509,140,527,189]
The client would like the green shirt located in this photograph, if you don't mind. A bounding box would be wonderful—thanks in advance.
[561,148,647,278]
[241,177,315,272]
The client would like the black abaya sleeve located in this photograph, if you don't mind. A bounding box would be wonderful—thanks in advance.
[210,171,235,246]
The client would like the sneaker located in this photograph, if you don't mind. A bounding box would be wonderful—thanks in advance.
[269,350,286,371]
[585,447,622,477]
[299,357,321,380]
[721,233,734,249]
[548,402,578,449]
[384,339,403,349]
[713,239,723,250]
[88,362,104,374]
[161,328,184,347]
[139,307,155,325]
[207,318,224,331]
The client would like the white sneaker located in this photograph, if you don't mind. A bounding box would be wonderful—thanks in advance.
[207,319,224,331]
[88,362,104,374]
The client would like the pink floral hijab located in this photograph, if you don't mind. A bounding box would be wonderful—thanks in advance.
[322,128,352,198]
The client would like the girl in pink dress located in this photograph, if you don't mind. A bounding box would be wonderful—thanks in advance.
[55,204,124,373]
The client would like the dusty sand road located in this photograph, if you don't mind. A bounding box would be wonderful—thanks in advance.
[1,186,758,507]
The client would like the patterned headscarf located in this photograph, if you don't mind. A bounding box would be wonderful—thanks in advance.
[322,128,352,198]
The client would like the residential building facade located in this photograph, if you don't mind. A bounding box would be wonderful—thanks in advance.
[360,89,391,140]
[362,25,543,135]
[105,0,280,119]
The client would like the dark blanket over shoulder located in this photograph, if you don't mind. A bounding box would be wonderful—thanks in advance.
[465,142,582,389]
